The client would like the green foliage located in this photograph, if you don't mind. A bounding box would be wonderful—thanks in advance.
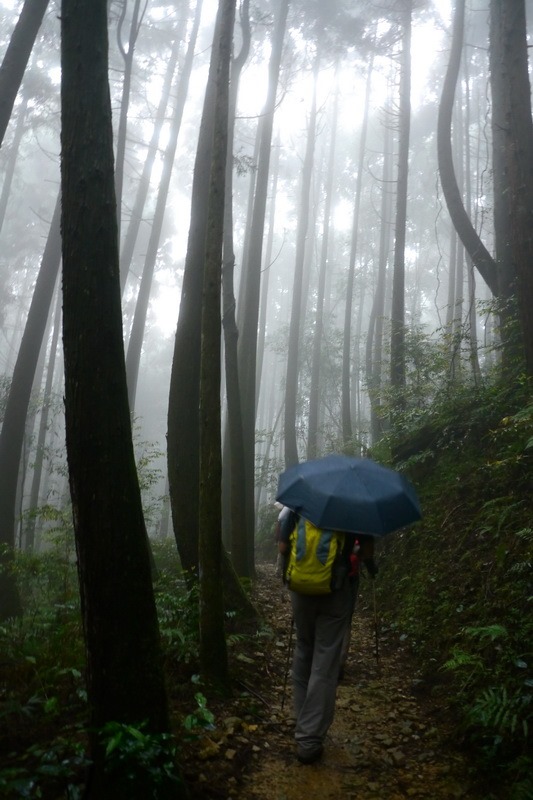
[0,735,90,799]
[376,371,533,797]
[154,568,200,665]
[99,720,184,795]
[182,691,215,735]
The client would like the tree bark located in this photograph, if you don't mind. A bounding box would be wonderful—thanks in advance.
[222,0,251,577]
[61,3,181,795]
[491,0,533,377]
[198,0,236,685]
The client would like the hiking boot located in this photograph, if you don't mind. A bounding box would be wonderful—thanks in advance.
[296,744,323,765]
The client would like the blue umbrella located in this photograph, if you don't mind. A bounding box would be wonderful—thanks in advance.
[276,454,422,536]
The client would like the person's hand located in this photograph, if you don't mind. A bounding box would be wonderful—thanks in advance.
[365,557,378,578]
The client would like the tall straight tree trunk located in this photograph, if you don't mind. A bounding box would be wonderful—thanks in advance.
[60,3,181,796]
[114,0,143,238]
[390,3,412,406]
[491,0,533,377]
[341,55,373,445]
[198,0,236,684]
[489,0,515,303]
[167,13,216,578]
[0,196,61,621]
[168,1,257,626]
[308,82,338,461]
[119,18,185,292]
[25,280,62,552]
[0,92,28,234]
[222,0,251,577]
[284,47,320,467]
[0,0,49,147]
[255,139,280,395]
[366,111,393,446]
[125,0,203,411]
[237,0,289,534]
[462,55,481,382]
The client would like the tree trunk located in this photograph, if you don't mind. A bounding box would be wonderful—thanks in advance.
[366,110,392,446]
[0,92,28,234]
[0,0,49,147]
[0,196,61,621]
[60,3,181,796]
[119,30,183,292]
[222,0,251,577]
[284,47,319,467]
[167,7,216,580]
[198,0,235,685]
[308,82,338,460]
[125,0,203,411]
[114,0,143,239]
[437,0,499,297]
[237,0,289,537]
[390,3,412,406]
[341,56,373,445]
[24,279,62,552]
[492,0,533,377]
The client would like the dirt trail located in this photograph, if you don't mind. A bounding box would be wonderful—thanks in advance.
[232,565,480,800]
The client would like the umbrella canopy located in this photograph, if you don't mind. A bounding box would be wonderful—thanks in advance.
[276,454,422,536]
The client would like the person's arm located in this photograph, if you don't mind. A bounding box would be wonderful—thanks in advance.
[359,535,378,577]
[277,508,296,554]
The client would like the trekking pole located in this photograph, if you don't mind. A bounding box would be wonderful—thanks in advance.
[281,617,294,711]
[371,579,380,667]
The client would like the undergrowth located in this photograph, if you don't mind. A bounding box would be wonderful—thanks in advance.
[376,376,533,800]
[0,532,249,798]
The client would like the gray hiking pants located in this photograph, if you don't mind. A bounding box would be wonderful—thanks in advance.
[290,581,352,753]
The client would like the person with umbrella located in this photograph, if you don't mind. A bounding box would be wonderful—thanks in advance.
[276,454,421,765]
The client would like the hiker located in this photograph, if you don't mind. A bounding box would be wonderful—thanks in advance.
[278,510,377,764]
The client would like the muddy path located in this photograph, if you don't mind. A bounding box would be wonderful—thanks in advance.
[238,568,477,800]
[185,565,482,800]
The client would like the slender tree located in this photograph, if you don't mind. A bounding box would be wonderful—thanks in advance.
[125,0,203,410]
[390,1,412,407]
[490,0,533,377]
[60,2,181,795]
[0,196,61,620]
[0,0,49,148]
[308,82,338,461]
[341,55,373,444]
[198,0,236,684]
[222,0,251,577]
[284,44,320,467]
[237,0,289,539]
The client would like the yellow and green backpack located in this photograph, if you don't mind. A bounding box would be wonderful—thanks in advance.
[286,517,345,595]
